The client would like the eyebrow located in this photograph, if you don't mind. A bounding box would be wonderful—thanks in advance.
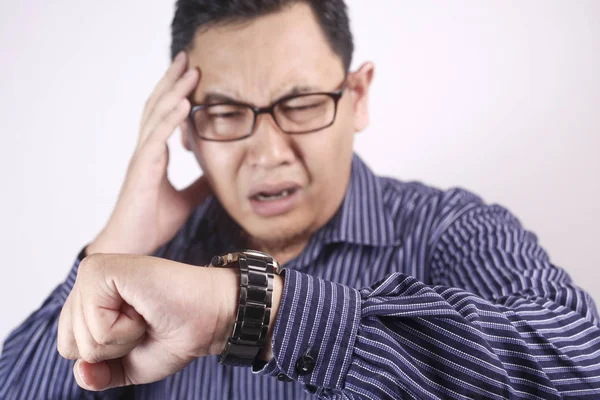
[197,84,321,106]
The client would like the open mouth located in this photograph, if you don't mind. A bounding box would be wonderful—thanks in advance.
[248,183,302,217]
[252,187,298,202]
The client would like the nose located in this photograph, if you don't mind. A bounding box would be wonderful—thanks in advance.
[246,113,296,169]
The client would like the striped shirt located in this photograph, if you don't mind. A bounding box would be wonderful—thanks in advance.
[1,154,600,399]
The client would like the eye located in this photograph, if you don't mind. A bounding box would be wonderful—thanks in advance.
[282,103,321,112]
[281,99,327,112]
[207,105,247,119]
[210,111,244,118]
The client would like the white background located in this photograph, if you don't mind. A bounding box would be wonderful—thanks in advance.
[0,1,598,347]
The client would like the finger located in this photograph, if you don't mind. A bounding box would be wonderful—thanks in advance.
[139,67,199,146]
[79,256,147,346]
[140,51,188,131]
[57,293,79,360]
[73,288,142,364]
[74,358,130,391]
[72,287,98,363]
[85,297,147,348]
[142,98,192,152]
[178,175,212,209]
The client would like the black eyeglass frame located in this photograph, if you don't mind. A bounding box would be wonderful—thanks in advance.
[188,85,346,142]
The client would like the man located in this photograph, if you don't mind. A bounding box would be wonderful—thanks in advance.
[1,0,600,398]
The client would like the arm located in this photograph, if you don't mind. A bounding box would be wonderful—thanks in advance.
[256,203,600,399]
[1,52,208,398]
[0,250,127,399]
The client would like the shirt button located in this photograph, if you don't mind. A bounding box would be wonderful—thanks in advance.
[306,384,319,394]
[277,373,293,382]
[295,354,316,376]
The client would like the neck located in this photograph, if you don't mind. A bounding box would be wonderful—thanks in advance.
[246,236,309,266]
[266,244,306,266]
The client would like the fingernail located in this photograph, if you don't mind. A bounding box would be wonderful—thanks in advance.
[184,68,196,78]
[77,361,90,388]
[175,51,185,63]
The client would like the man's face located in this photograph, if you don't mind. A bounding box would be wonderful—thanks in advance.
[183,3,373,251]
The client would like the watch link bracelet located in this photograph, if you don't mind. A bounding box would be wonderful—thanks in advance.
[208,250,280,367]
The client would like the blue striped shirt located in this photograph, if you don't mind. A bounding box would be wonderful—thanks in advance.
[2,154,600,399]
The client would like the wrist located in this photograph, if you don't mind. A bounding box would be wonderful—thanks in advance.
[210,267,240,357]
[87,225,153,255]
[86,232,112,255]
[87,234,125,255]
[211,263,284,362]
[257,273,282,362]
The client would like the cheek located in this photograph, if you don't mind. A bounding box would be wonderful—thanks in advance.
[299,127,354,195]
[316,111,355,184]
[317,108,355,164]
[193,144,245,199]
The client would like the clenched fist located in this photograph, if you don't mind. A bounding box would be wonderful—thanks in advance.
[57,254,281,391]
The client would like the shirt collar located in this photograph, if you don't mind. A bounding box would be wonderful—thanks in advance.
[192,154,398,267]
[310,153,397,248]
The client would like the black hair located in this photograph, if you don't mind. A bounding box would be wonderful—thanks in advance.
[170,0,354,71]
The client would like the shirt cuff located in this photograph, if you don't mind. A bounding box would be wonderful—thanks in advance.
[253,269,362,391]
[44,248,84,306]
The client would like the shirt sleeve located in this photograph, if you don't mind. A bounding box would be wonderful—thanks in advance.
[255,203,600,399]
[0,249,128,400]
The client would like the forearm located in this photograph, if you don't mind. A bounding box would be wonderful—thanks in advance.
[256,269,600,399]
[358,274,600,399]
[252,202,600,398]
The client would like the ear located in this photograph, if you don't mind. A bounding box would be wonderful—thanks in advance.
[347,61,375,133]
[180,120,193,151]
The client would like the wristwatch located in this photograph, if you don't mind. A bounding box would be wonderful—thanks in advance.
[208,250,280,367]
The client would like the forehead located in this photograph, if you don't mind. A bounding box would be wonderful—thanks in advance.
[187,2,345,103]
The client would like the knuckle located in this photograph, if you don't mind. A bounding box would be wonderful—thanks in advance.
[157,92,178,113]
[173,99,190,118]
[56,339,77,360]
[161,115,181,131]
[180,98,191,113]
[78,344,102,364]
[91,327,116,347]
[79,253,107,273]
[157,112,180,131]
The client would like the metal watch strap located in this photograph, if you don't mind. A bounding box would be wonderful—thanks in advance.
[209,250,278,367]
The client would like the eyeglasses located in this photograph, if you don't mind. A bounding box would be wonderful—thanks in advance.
[188,83,345,142]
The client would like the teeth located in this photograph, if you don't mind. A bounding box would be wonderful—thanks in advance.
[257,189,291,201]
